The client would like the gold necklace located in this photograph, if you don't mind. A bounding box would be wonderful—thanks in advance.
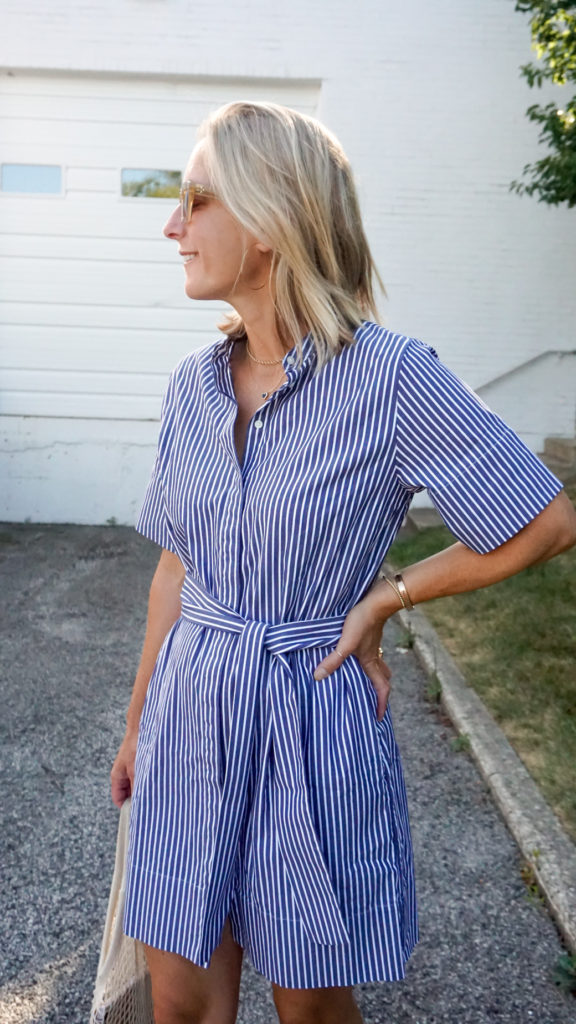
[259,366,287,399]
[246,342,285,366]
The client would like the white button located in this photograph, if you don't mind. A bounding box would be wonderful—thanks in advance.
[254,419,263,429]
[286,356,295,366]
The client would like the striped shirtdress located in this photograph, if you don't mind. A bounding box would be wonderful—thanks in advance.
[124,321,562,988]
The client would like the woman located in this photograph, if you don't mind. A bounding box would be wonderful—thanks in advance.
[110,101,576,1024]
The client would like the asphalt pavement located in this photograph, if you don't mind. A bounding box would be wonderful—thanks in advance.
[0,523,574,1024]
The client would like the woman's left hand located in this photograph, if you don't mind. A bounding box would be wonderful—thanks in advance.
[313,592,393,721]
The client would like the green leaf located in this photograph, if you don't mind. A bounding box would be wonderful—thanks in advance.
[513,1,576,206]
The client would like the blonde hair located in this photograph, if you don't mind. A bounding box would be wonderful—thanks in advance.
[197,101,385,371]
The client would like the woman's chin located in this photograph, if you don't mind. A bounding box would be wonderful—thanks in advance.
[184,281,213,301]
[183,274,224,303]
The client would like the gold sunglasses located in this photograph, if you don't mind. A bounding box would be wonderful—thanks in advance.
[179,181,218,221]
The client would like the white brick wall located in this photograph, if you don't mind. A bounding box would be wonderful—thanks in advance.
[0,0,574,523]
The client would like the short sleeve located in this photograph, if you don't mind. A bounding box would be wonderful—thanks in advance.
[394,339,563,554]
[135,370,180,555]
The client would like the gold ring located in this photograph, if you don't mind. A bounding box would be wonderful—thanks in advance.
[378,647,384,658]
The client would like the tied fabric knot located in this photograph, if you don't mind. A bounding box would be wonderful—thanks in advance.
[179,574,351,962]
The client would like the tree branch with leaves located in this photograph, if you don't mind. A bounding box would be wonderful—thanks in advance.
[511,1,576,207]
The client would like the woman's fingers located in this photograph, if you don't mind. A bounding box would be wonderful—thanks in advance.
[110,772,131,808]
[314,641,393,721]
[110,734,137,807]
[362,655,392,721]
[371,670,391,721]
[379,657,392,681]
[313,645,348,680]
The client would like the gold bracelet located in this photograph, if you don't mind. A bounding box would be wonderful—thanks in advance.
[394,572,414,611]
[381,575,405,610]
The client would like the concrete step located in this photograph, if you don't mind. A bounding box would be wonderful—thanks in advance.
[540,437,576,485]
[404,506,444,533]
[543,436,576,466]
[540,457,576,486]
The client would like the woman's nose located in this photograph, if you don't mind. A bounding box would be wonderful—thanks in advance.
[163,205,184,239]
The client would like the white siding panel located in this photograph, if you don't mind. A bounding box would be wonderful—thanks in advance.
[0,366,169,423]
[0,73,319,103]
[1,257,201,306]
[0,197,177,236]
[1,117,202,152]
[0,324,202,374]
[0,300,226,330]
[2,368,169,396]
[0,143,187,167]
[0,234,177,261]
[0,390,161,419]
[2,94,216,125]
[66,167,119,192]
[1,91,317,125]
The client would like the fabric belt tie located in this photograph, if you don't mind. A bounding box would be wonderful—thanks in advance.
[180,574,351,960]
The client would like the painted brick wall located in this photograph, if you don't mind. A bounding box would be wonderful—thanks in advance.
[1,0,574,522]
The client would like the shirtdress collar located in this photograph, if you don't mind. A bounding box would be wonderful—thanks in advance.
[210,332,317,399]
[210,332,316,373]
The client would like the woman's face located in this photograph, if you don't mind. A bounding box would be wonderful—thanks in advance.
[163,147,272,305]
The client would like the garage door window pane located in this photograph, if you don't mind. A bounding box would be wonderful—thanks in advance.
[1,164,62,193]
[121,169,181,198]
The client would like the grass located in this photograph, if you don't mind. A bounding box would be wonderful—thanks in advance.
[554,953,576,994]
[387,484,576,842]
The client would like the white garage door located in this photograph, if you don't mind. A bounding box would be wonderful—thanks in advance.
[0,72,319,521]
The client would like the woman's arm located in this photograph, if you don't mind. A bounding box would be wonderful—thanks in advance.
[314,490,576,718]
[110,548,185,807]
[390,488,576,607]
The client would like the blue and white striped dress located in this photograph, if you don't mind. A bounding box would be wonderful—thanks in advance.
[124,321,562,988]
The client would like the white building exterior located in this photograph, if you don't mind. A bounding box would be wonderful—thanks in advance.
[0,0,574,525]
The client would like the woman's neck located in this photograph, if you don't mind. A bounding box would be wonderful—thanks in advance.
[236,309,291,363]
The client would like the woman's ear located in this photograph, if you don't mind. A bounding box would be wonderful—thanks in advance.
[254,239,273,255]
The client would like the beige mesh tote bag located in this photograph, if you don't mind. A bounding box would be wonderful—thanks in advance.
[89,797,154,1024]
